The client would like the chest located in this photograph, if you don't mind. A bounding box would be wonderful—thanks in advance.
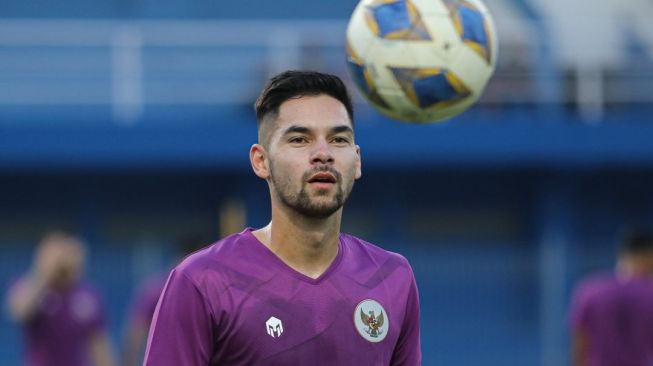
[211,278,404,365]
[34,290,99,334]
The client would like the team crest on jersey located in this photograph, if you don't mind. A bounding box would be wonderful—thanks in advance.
[354,299,388,343]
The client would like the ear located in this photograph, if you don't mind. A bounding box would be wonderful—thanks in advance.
[250,143,270,179]
[354,144,362,180]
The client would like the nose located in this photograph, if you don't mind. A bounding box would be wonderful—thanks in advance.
[310,139,334,164]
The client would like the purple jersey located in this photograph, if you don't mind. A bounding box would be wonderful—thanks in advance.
[145,228,421,365]
[128,274,167,328]
[569,272,653,366]
[11,280,106,366]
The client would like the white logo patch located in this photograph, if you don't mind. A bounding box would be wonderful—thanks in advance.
[354,299,389,343]
[266,316,283,338]
[71,292,97,322]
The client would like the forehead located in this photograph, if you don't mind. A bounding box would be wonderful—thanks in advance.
[273,94,352,133]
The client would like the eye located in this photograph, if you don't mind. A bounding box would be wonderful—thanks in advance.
[288,136,308,144]
[332,136,351,144]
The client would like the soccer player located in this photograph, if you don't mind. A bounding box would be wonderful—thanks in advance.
[569,229,653,366]
[144,70,421,365]
[121,235,206,366]
[121,274,167,366]
[6,231,116,366]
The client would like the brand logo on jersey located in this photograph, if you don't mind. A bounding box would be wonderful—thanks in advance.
[354,299,388,342]
[266,316,283,338]
[72,292,98,323]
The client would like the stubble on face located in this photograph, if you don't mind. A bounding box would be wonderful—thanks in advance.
[269,161,355,219]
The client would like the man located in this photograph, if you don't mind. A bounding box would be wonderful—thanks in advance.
[6,231,116,366]
[121,275,166,366]
[144,70,421,365]
[569,229,653,366]
[121,235,206,366]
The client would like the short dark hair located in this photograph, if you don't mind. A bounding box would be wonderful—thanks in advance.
[621,229,653,254]
[254,70,354,128]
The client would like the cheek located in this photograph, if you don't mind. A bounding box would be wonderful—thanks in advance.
[271,155,304,180]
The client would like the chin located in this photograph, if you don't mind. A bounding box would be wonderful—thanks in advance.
[302,205,342,219]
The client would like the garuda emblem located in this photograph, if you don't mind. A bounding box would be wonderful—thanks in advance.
[360,309,385,338]
[354,299,389,342]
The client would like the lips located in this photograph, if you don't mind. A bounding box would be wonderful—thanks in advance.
[307,172,337,184]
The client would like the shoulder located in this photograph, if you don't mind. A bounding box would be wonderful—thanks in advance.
[575,272,614,289]
[341,233,413,267]
[340,233,416,283]
[173,229,255,288]
[571,272,615,303]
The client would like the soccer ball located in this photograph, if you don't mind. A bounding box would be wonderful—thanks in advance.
[346,0,498,123]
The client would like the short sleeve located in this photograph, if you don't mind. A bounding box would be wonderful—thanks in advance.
[144,269,215,366]
[391,268,422,366]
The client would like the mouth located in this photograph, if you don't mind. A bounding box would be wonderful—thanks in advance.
[307,172,337,188]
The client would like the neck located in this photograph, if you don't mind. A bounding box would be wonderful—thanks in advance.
[253,202,342,279]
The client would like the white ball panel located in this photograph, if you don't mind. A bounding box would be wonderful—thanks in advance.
[407,35,460,68]
[448,44,494,95]
[411,0,450,16]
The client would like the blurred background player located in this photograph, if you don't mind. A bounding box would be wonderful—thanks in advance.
[5,230,117,366]
[120,234,207,366]
[120,273,166,366]
[569,229,653,366]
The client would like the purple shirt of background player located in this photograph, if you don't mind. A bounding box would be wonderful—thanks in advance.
[18,281,107,366]
[569,229,653,366]
[128,275,166,329]
[145,229,420,365]
[569,272,653,366]
[121,274,167,366]
[6,231,115,366]
[122,236,206,366]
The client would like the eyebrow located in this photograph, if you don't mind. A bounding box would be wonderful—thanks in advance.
[281,125,311,136]
[332,125,354,136]
[281,124,354,137]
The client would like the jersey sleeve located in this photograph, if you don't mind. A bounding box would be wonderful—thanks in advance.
[144,268,215,366]
[391,267,422,366]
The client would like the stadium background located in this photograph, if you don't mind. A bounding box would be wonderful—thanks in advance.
[1,0,653,364]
